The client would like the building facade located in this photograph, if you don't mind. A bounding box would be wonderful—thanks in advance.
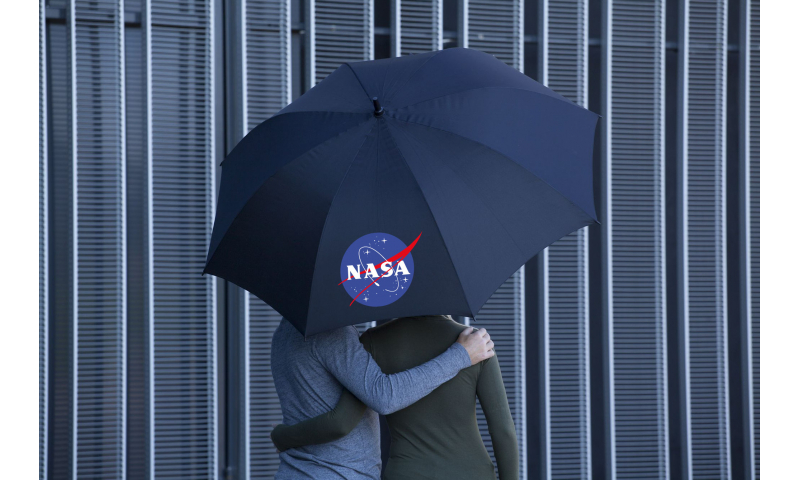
[39,0,759,479]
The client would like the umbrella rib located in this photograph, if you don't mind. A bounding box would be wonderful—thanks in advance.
[206,117,374,267]
[387,121,528,261]
[220,111,371,166]
[392,85,587,113]
[383,124,479,318]
[305,122,377,319]
[383,50,444,106]
[388,115,599,224]
[344,63,372,102]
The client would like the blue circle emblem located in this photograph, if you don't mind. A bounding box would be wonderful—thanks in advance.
[340,232,417,307]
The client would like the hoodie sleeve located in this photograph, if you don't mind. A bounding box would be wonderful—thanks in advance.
[270,389,367,452]
[311,326,471,415]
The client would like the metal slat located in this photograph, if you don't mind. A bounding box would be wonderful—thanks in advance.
[147,1,218,478]
[247,300,284,478]
[306,0,374,87]
[243,0,291,132]
[73,1,128,478]
[741,1,759,478]
[46,15,76,480]
[545,232,592,480]
[463,0,523,71]
[678,1,730,479]
[39,0,49,477]
[605,1,669,479]
[124,18,150,480]
[749,0,759,472]
[392,0,443,56]
[540,1,592,479]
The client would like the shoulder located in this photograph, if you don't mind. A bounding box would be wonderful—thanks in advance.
[360,318,401,342]
[440,317,471,341]
[314,324,360,341]
[478,350,500,373]
[311,325,361,358]
[272,318,301,346]
[447,319,469,333]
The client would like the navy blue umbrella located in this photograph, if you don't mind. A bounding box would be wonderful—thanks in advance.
[204,48,598,336]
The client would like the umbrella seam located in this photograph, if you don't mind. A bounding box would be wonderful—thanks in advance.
[220,111,371,166]
[205,117,374,269]
[380,60,391,105]
[388,115,599,224]
[391,85,590,113]
[383,121,479,318]
[387,120,528,261]
[305,121,378,322]
[383,50,444,106]
[344,63,372,102]
[390,120,595,321]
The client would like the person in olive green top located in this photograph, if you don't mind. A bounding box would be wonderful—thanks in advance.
[271,315,519,480]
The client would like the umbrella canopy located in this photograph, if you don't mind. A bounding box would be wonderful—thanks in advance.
[204,47,599,336]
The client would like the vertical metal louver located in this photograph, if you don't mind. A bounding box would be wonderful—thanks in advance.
[461,3,526,476]
[678,1,730,478]
[539,1,592,478]
[73,0,128,478]
[306,0,374,87]
[742,1,760,478]
[39,1,49,478]
[147,0,218,478]
[123,2,150,478]
[241,1,292,477]
[45,7,76,478]
[462,0,524,71]
[391,0,443,57]
[246,300,284,478]
[243,0,292,131]
[749,2,759,474]
[473,268,527,480]
[604,1,669,479]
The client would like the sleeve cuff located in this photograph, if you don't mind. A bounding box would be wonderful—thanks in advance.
[270,425,288,452]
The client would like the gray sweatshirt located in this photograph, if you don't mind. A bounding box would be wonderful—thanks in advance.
[271,318,472,479]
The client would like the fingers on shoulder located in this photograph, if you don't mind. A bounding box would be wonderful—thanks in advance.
[483,347,496,361]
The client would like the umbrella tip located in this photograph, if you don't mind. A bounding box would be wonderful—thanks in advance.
[372,97,384,117]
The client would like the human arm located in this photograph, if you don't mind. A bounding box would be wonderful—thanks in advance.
[476,354,519,480]
[270,389,367,452]
[313,326,493,415]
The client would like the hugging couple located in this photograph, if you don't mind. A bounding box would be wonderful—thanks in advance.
[269,314,519,480]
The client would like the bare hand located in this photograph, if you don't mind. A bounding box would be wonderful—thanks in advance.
[457,327,495,365]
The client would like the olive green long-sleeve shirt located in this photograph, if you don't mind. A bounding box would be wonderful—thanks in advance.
[271,315,519,480]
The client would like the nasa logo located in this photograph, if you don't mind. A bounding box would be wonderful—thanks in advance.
[339,232,420,307]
